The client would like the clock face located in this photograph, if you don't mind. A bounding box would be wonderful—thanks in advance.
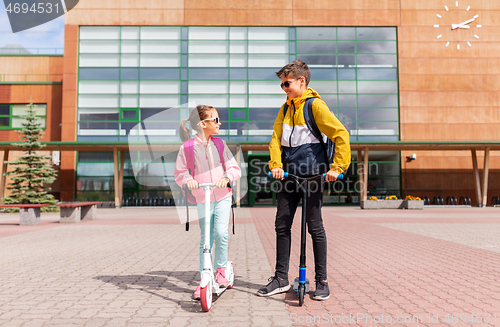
[435,1,481,50]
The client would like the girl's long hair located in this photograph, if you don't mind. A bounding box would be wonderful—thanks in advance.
[179,105,216,142]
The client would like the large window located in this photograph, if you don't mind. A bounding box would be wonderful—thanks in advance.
[0,104,47,129]
[77,26,400,202]
[77,26,398,143]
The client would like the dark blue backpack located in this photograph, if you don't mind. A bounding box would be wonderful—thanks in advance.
[283,97,335,171]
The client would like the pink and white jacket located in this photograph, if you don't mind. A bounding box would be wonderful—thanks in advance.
[174,135,241,204]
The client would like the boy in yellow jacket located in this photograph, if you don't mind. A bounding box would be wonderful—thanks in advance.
[257,60,351,300]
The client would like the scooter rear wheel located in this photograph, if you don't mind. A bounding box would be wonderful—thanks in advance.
[298,285,305,306]
[200,280,212,312]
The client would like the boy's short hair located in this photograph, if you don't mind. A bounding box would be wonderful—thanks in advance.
[275,60,311,86]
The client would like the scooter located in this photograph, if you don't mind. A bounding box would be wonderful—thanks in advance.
[268,171,343,306]
[197,182,235,312]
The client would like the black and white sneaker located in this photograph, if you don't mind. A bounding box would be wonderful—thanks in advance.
[257,276,290,297]
[313,280,330,300]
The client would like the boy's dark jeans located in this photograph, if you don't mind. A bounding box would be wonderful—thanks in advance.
[274,178,327,282]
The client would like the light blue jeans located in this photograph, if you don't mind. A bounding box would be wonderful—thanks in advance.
[196,196,231,276]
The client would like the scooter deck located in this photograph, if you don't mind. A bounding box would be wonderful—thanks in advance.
[293,277,311,293]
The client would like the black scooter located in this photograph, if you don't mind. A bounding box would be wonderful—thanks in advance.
[268,171,343,306]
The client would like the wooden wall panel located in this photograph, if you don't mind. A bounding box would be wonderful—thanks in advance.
[399,58,500,74]
[185,0,292,9]
[402,107,500,124]
[0,85,11,103]
[293,10,400,26]
[294,0,400,10]
[185,10,292,26]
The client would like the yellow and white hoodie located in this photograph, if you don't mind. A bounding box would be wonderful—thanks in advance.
[268,87,351,177]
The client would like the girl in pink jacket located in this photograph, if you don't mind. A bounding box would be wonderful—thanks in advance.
[174,105,241,300]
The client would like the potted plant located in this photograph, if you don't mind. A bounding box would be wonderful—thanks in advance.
[404,195,424,210]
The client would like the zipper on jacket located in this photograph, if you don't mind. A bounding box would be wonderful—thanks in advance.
[289,100,296,147]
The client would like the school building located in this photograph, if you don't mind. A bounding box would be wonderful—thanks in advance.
[0,0,499,207]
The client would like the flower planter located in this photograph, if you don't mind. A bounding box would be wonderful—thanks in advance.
[361,199,404,209]
[404,200,424,210]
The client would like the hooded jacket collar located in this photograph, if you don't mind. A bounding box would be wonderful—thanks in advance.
[285,87,322,107]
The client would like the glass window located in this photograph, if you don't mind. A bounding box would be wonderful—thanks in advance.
[141,27,180,40]
[357,68,397,80]
[121,54,140,67]
[80,54,120,67]
[80,41,120,53]
[249,81,282,94]
[248,55,288,68]
[121,27,140,40]
[297,55,336,66]
[356,28,396,40]
[189,54,228,67]
[79,94,119,108]
[297,28,336,40]
[297,41,336,53]
[357,41,397,53]
[140,68,180,80]
[140,41,180,54]
[140,54,180,67]
[140,81,180,94]
[189,81,228,94]
[189,41,227,54]
[120,95,138,107]
[189,27,228,40]
[80,27,120,40]
[79,81,119,94]
[189,68,228,80]
[357,55,397,67]
[338,28,355,40]
[248,41,288,54]
[121,68,139,80]
[248,27,288,40]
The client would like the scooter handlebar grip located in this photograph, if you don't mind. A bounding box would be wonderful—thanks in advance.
[323,173,343,180]
[267,172,288,178]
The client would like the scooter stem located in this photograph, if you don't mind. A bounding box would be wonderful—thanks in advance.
[203,185,212,272]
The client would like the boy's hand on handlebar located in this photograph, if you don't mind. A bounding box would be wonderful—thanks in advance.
[271,167,285,180]
[216,177,230,189]
[325,170,339,182]
[186,179,199,190]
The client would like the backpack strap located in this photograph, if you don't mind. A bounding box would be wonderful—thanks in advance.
[211,136,235,234]
[303,97,329,167]
[211,137,226,172]
[182,139,195,231]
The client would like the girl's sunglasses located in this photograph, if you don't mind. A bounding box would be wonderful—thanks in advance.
[198,117,221,125]
[280,79,296,89]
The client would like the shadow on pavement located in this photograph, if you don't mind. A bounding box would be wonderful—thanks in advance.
[95,270,204,312]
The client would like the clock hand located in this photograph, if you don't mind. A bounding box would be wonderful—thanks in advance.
[451,16,478,29]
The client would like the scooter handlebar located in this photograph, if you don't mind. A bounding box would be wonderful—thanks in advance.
[267,172,343,180]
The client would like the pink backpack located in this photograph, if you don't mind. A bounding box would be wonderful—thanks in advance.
[181,137,226,204]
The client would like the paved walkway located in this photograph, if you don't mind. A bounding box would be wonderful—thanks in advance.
[1,207,500,326]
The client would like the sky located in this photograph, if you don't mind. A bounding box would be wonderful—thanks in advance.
[0,3,65,54]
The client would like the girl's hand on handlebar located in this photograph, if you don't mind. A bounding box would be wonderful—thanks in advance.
[325,170,339,182]
[216,177,230,189]
[271,167,285,180]
[186,179,199,190]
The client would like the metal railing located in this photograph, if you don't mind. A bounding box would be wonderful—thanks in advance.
[0,74,63,83]
[0,48,64,55]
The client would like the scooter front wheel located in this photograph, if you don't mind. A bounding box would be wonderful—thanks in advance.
[200,280,212,312]
[298,285,305,306]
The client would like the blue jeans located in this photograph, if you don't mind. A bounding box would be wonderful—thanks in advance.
[196,196,231,275]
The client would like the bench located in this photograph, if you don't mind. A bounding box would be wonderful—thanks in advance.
[56,202,100,223]
[0,204,50,226]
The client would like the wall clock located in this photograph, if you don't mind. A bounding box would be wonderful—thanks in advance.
[434,1,481,50]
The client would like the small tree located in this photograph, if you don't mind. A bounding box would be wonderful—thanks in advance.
[2,101,58,210]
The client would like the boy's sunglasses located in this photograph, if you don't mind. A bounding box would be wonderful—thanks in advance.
[280,79,296,89]
[197,117,221,125]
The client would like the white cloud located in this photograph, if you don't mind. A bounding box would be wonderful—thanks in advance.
[0,4,65,54]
